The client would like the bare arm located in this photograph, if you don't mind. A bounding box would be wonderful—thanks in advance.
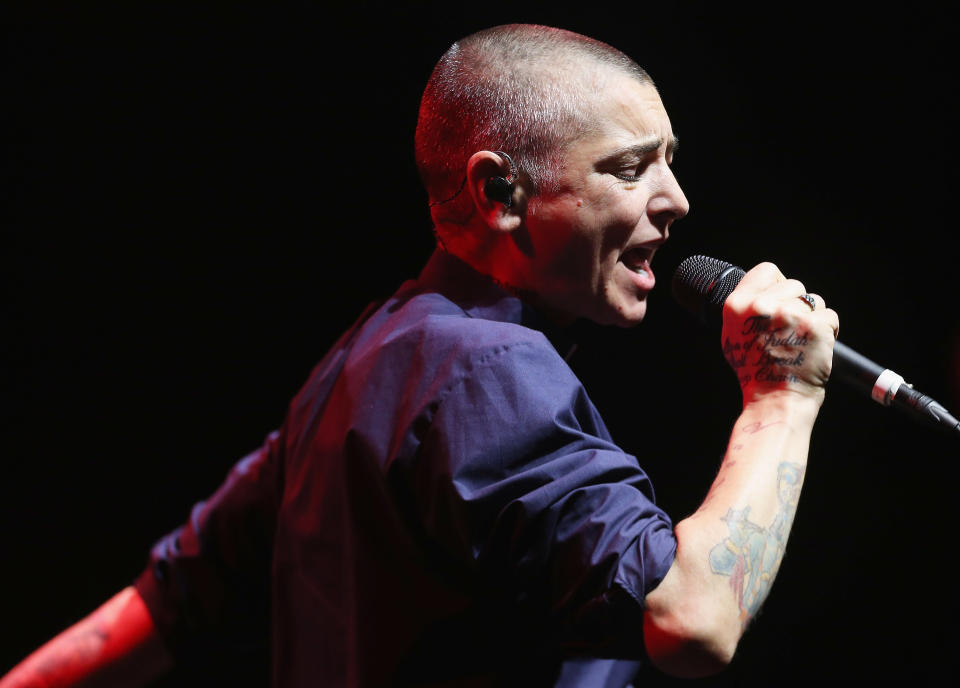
[0,587,172,688]
[643,263,839,677]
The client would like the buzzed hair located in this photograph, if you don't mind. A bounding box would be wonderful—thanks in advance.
[415,24,652,218]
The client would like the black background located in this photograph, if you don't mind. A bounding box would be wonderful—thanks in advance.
[3,2,958,686]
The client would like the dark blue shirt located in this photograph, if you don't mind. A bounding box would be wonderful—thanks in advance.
[137,249,678,686]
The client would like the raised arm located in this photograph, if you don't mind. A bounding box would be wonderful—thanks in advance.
[642,262,839,677]
[0,586,172,688]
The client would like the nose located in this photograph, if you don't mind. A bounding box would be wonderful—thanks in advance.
[648,163,689,234]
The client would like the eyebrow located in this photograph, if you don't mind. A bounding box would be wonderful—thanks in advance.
[603,135,679,163]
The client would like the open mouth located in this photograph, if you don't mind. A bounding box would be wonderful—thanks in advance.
[620,246,653,277]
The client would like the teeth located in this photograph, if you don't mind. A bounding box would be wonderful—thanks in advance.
[621,247,652,275]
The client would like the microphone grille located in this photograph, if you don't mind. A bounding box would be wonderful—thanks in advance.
[672,255,745,326]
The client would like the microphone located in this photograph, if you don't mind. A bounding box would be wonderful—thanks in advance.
[672,255,960,437]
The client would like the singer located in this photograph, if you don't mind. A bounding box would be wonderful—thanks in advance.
[2,24,839,687]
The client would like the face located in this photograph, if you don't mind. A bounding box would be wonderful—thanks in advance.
[519,75,689,327]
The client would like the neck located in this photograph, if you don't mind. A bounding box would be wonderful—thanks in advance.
[434,242,576,329]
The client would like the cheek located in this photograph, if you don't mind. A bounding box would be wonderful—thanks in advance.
[594,201,642,255]
[544,229,597,282]
[556,202,636,275]
[529,198,589,261]
[529,191,641,285]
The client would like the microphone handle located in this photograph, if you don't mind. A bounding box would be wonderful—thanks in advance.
[831,341,960,436]
[830,341,886,392]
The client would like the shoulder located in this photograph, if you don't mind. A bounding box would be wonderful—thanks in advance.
[355,288,566,383]
[397,289,550,347]
[341,288,601,434]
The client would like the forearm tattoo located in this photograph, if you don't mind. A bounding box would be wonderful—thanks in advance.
[708,462,805,625]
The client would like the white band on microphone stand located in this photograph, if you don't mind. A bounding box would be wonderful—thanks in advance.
[872,369,905,406]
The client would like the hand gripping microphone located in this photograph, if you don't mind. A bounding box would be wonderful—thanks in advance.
[672,255,960,437]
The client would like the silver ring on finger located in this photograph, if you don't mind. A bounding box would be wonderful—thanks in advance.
[798,293,816,311]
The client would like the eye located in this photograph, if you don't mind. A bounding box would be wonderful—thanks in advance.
[613,162,647,182]
[613,161,649,182]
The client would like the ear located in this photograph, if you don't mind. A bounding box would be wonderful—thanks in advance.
[466,151,524,233]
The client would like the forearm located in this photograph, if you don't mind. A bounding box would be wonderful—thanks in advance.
[644,394,818,675]
[0,587,172,688]
[685,393,818,619]
[644,262,838,676]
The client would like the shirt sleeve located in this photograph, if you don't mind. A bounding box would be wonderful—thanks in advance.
[134,429,282,660]
[408,338,677,657]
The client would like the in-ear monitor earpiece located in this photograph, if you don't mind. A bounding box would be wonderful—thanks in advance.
[484,151,518,208]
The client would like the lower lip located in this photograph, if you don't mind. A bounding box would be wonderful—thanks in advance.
[621,260,655,291]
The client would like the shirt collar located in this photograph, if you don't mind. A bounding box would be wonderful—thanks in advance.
[414,249,578,361]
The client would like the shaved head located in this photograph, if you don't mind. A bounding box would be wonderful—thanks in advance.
[415,24,653,222]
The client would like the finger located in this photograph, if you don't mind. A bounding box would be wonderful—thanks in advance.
[727,262,785,303]
[763,278,807,300]
[820,306,840,340]
[802,304,840,342]
[795,291,825,312]
[737,277,808,319]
